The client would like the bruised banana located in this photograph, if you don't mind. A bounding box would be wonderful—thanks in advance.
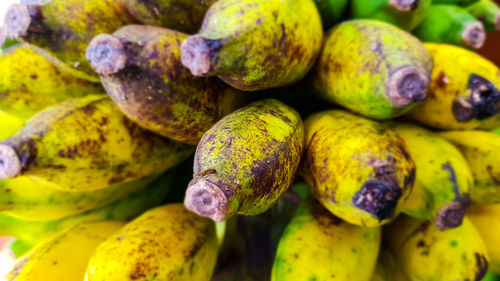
[468,205,500,274]
[468,0,500,31]
[390,122,473,230]
[407,43,500,130]
[302,110,416,227]
[181,0,323,91]
[370,249,411,281]
[0,95,193,191]
[85,204,218,281]
[184,99,303,222]
[312,0,349,29]
[0,169,173,244]
[86,25,244,145]
[6,221,125,281]
[351,0,432,31]
[311,20,432,119]
[0,44,101,121]
[271,197,381,281]
[3,0,136,81]
[385,215,489,281]
[439,130,500,205]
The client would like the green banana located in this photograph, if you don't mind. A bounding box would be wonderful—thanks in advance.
[184,99,304,222]
[122,0,217,34]
[351,0,432,31]
[468,0,500,31]
[180,0,323,91]
[385,215,489,281]
[439,130,500,205]
[413,5,486,49]
[271,197,381,281]
[389,122,473,230]
[433,0,480,6]
[312,0,349,29]
[0,95,193,191]
[311,19,432,119]
[3,0,136,81]
[0,169,174,244]
[302,110,416,227]
[85,204,218,281]
[86,25,244,145]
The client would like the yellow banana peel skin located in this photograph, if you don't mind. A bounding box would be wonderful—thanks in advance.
[407,43,500,130]
[272,197,381,281]
[85,204,219,281]
[303,110,416,227]
[468,205,500,273]
[390,122,473,230]
[7,221,125,281]
[385,215,489,281]
[370,249,411,281]
[439,130,500,205]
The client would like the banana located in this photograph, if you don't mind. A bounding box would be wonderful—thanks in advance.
[370,249,411,281]
[303,110,415,227]
[433,0,480,5]
[0,95,193,191]
[0,44,101,121]
[0,111,23,141]
[468,205,500,274]
[311,19,432,119]
[439,130,500,204]
[413,5,486,49]
[3,0,136,81]
[407,43,500,130]
[86,25,244,145]
[6,220,125,281]
[468,0,500,31]
[385,215,489,281]
[7,238,35,258]
[351,0,432,31]
[184,99,303,222]
[85,204,218,281]
[122,0,216,34]
[180,0,323,91]
[271,197,381,281]
[312,0,349,29]
[0,169,174,244]
[389,122,473,230]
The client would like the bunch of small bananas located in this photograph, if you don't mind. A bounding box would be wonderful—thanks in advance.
[0,0,499,280]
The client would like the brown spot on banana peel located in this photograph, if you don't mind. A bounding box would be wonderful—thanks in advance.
[390,0,420,12]
[487,165,500,184]
[463,22,486,49]
[352,179,402,221]
[387,65,429,108]
[475,253,488,281]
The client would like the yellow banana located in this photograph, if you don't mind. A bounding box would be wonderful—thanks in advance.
[370,249,411,281]
[0,111,23,141]
[390,122,473,230]
[6,220,125,281]
[271,197,381,281]
[302,110,415,227]
[85,204,219,281]
[439,130,500,204]
[0,95,193,191]
[407,43,500,130]
[468,205,500,274]
[385,215,489,281]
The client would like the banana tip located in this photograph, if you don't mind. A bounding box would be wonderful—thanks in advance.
[389,0,420,12]
[463,22,485,49]
[4,4,31,39]
[86,34,127,75]
[0,144,21,179]
[388,65,429,108]
[181,36,220,76]
[435,202,467,230]
[184,178,228,222]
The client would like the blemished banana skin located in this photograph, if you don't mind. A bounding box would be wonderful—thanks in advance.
[311,20,433,120]
[407,43,500,130]
[468,205,500,274]
[123,0,217,34]
[0,169,174,244]
[6,221,125,281]
[351,0,432,31]
[0,44,101,121]
[180,0,323,91]
[312,0,349,29]
[85,204,219,281]
[184,99,304,222]
[412,5,486,49]
[0,95,193,191]
[384,215,489,281]
[439,130,500,205]
[433,0,480,5]
[389,122,473,230]
[271,197,381,281]
[303,110,416,227]
[468,0,500,31]
[86,25,244,145]
[370,249,411,281]
[3,0,136,82]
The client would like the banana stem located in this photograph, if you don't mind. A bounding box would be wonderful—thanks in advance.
[184,177,229,222]
[387,65,429,108]
[4,4,45,40]
[86,34,128,75]
[390,0,420,11]
[462,22,486,49]
[181,36,222,76]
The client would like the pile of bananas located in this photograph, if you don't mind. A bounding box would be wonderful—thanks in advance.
[0,0,500,280]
